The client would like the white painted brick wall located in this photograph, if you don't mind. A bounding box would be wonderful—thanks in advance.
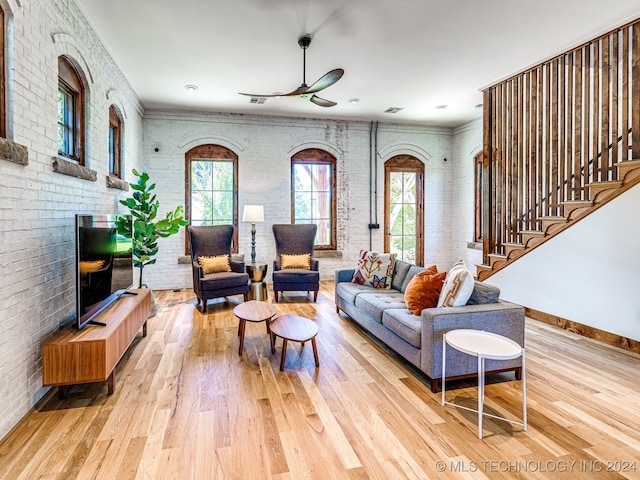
[0,0,143,439]
[451,117,483,269]
[142,110,458,289]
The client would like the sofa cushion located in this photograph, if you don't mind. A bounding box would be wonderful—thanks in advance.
[336,282,397,306]
[391,260,412,291]
[352,250,397,289]
[355,291,407,323]
[467,281,500,305]
[401,265,434,293]
[437,260,475,307]
[404,269,446,315]
[382,309,422,348]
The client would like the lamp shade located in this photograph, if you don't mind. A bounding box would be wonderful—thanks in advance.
[242,205,264,223]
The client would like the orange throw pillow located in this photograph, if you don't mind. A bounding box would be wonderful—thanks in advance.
[404,269,446,315]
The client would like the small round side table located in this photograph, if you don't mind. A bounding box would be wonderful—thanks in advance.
[442,329,526,439]
[246,262,268,301]
[269,314,320,371]
[233,300,277,355]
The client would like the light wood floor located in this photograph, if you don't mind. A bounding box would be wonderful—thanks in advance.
[2,281,640,479]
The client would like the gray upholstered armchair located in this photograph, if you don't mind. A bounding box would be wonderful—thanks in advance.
[272,224,320,302]
[188,225,249,312]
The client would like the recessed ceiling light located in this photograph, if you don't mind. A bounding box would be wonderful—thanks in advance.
[349,98,360,104]
[184,84,198,92]
[436,104,448,110]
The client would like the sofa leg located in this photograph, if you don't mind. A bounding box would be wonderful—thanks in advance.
[336,306,340,314]
[430,378,439,393]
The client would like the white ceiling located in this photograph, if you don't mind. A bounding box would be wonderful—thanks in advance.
[75,0,640,127]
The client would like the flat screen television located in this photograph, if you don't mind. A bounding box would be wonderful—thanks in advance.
[75,214,134,329]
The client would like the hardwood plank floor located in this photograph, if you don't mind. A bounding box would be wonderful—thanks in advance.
[1,281,640,479]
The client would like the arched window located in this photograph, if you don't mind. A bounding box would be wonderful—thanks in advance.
[384,155,424,265]
[57,56,85,165]
[291,148,337,250]
[185,144,239,252]
[108,105,123,178]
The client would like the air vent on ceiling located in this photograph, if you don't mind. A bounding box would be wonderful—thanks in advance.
[384,107,404,114]
[250,96,267,104]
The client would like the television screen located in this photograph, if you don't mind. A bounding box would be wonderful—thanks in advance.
[76,214,133,329]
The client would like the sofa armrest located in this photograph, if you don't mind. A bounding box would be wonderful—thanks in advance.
[335,267,355,284]
[419,300,525,380]
[421,301,525,343]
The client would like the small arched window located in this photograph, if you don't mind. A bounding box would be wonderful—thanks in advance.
[57,56,85,165]
[108,105,123,178]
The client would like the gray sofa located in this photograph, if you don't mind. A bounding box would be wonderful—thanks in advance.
[335,260,525,392]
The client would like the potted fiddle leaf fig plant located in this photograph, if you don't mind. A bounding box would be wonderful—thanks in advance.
[117,169,188,301]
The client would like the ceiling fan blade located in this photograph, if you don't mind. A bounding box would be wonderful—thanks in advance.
[239,92,283,98]
[310,95,337,107]
[305,68,344,94]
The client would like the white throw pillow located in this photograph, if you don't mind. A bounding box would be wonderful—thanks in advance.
[437,260,475,307]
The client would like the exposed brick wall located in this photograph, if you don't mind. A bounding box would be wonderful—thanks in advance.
[142,110,459,289]
[0,0,143,439]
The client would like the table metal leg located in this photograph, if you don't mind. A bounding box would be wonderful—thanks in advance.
[522,348,527,431]
[478,355,484,439]
[441,334,447,406]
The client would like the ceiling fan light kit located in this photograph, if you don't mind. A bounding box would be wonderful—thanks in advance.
[240,34,343,108]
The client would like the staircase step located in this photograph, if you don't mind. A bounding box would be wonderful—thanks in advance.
[487,253,508,267]
[475,263,492,280]
[561,200,593,219]
[614,159,640,179]
[502,242,525,257]
[520,230,545,245]
[538,216,567,232]
[587,180,623,201]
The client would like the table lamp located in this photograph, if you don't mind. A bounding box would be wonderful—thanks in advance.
[242,205,264,263]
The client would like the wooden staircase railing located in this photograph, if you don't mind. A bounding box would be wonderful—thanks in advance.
[478,18,640,279]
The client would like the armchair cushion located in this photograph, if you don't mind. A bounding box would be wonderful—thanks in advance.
[198,254,231,274]
[280,253,311,270]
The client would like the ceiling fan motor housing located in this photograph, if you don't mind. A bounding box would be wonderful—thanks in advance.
[298,34,312,49]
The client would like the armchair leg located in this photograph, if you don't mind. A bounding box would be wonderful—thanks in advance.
[243,293,248,302]
[274,291,279,302]
[313,291,318,302]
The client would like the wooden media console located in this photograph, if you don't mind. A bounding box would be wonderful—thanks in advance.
[42,288,151,395]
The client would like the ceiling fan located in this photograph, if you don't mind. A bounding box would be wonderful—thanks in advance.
[240,34,344,107]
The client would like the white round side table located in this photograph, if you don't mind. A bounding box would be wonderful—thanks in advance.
[442,329,526,439]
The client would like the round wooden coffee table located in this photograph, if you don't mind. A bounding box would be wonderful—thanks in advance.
[233,300,278,355]
[269,314,319,371]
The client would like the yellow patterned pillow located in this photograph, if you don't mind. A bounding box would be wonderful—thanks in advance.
[281,253,311,270]
[198,254,231,274]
